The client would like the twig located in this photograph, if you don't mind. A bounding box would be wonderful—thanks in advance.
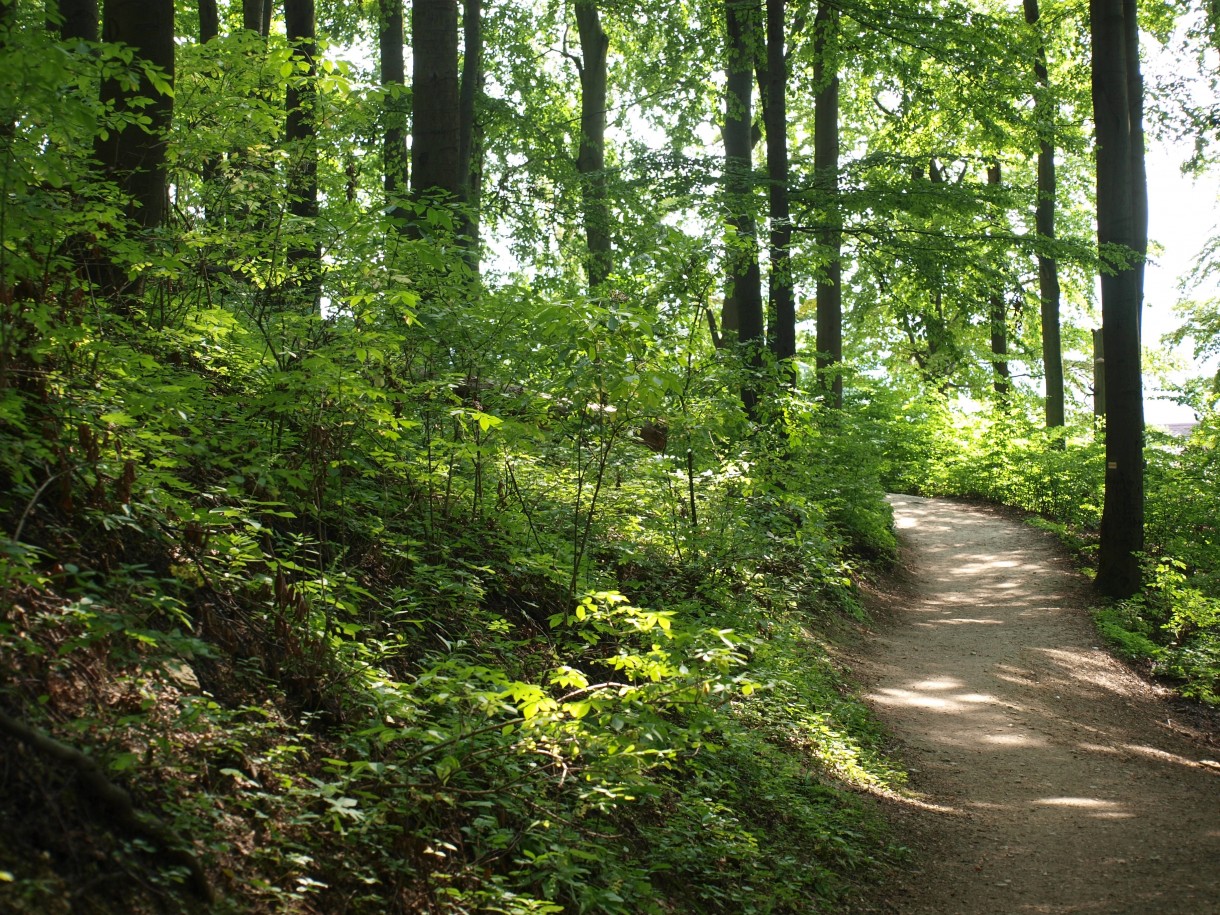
[0,708,214,903]
[9,468,70,546]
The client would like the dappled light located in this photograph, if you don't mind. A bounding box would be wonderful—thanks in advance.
[981,732,1043,747]
[1032,797,1135,819]
[863,495,1220,913]
[2,0,1218,907]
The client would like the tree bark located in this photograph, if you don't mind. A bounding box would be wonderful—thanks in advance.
[765,0,794,368]
[1091,0,1145,599]
[198,0,221,216]
[813,1,842,407]
[576,0,611,292]
[1123,0,1147,338]
[94,0,174,245]
[243,0,265,34]
[1093,327,1106,417]
[1023,0,1064,429]
[199,0,219,41]
[411,0,461,201]
[47,0,98,40]
[379,0,409,225]
[724,0,764,414]
[1,0,11,76]
[988,162,1010,400]
[284,0,320,310]
[458,0,484,268]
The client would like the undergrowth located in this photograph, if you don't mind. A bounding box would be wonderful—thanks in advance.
[0,356,904,914]
[0,25,904,906]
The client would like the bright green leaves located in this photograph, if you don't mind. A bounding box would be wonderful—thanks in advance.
[566,590,670,633]
[501,680,559,720]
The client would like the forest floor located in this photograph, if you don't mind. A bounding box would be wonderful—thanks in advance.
[847,494,1220,915]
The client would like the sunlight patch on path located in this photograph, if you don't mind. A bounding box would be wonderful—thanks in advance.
[980,733,1043,747]
[861,494,1220,915]
[1032,797,1135,819]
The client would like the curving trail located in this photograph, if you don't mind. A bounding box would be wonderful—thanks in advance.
[857,495,1220,915]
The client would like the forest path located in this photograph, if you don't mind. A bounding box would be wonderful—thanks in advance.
[853,494,1220,915]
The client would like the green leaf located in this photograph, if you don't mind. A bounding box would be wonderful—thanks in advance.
[109,752,140,773]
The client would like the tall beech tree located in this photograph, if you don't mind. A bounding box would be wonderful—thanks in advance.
[284,0,320,310]
[0,0,10,58]
[575,0,611,292]
[47,0,97,40]
[199,0,219,42]
[412,0,461,200]
[1091,0,1147,599]
[1123,0,1148,331]
[813,0,841,407]
[379,0,409,225]
[198,0,220,213]
[244,0,270,35]
[987,162,1010,399]
[1023,0,1064,429]
[94,0,173,231]
[724,0,764,413]
[765,0,795,366]
[92,0,173,297]
[458,0,484,265]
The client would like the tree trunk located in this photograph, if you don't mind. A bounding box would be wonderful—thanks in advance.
[1124,0,1147,338]
[575,0,611,292]
[1023,0,1064,429]
[988,162,1010,400]
[813,1,842,407]
[765,0,794,367]
[1,0,11,70]
[458,0,484,268]
[243,0,265,34]
[199,0,221,215]
[380,0,409,225]
[284,0,320,310]
[724,0,764,414]
[1093,328,1106,417]
[1091,0,1145,599]
[47,0,98,40]
[199,0,219,41]
[94,0,174,234]
[411,0,461,201]
[0,3,10,144]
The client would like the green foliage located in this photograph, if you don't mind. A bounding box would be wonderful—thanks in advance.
[923,411,1105,533]
[8,0,1216,906]
[1095,557,1220,705]
[0,13,909,914]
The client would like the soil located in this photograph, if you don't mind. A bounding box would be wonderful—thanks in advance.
[850,494,1220,915]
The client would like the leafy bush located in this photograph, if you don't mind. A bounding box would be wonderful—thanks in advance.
[0,12,920,912]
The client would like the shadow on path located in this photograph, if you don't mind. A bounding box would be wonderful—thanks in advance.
[858,495,1220,915]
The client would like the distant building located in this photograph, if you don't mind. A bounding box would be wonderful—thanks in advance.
[1155,422,1197,438]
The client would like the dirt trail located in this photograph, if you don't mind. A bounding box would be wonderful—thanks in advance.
[856,495,1220,915]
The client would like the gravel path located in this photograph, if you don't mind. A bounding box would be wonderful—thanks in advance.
[856,494,1220,915]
